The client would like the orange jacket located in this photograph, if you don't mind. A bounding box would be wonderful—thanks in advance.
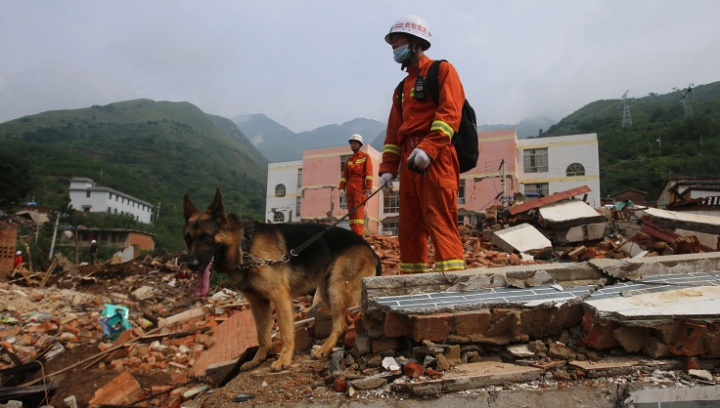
[14,255,23,268]
[339,150,373,191]
[379,55,465,176]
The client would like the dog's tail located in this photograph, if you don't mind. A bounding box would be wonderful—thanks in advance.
[374,253,382,276]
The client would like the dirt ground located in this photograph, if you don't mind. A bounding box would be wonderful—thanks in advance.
[201,354,344,406]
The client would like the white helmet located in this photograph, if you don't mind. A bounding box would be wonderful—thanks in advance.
[91,240,96,244]
[384,15,432,50]
[16,251,21,255]
[349,134,364,146]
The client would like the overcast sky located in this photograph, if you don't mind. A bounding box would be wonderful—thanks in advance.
[1,1,718,133]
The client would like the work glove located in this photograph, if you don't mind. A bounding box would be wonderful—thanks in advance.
[365,188,372,196]
[340,189,345,198]
[408,148,431,170]
[380,173,394,195]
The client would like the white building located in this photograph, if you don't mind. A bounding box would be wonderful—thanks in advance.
[265,161,303,223]
[517,133,601,208]
[68,178,154,224]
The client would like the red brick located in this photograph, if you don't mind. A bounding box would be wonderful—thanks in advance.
[671,322,707,357]
[452,310,491,335]
[383,312,412,338]
[88,371,142,406]
[371,337,398,353]
[333,377,347,393]
[582,310,620,350]
[344,328,356,350]
[403,362,425,378]
[413,313,452,342]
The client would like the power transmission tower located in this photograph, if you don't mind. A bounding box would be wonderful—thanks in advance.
[674,84,694,120]
[622,90,632,127]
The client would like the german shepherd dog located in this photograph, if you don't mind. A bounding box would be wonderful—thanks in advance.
[183,189,380,371]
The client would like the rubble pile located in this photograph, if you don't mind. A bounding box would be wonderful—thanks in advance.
[4,189,720,407]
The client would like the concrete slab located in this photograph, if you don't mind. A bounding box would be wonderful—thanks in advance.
[586,284,720,320]
[539,200,606,229]
[569,356,683,378]
[362,262,601,301]
[565,223,607,242]
[637,207,720,235]
[392,361,543,396]
[491,223,552,254]
[626,384,720,407]
[589,252,720,280]
[370,284,596,314]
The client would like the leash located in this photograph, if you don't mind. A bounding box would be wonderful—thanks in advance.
[287,162,409,258]
[238,162,415,269]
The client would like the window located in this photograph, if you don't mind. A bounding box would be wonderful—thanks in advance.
[458,179,466,205]
[523,148,548,173]
[296,197,301,217]
[566,163,585,177]
[524,183,549,197]
[275,184,286,197]
[107,207,111,214]
[109,193,113,200]
[297,169,303,189]
[383,190,400,214]
[340,154,351,175]
[86,191,91,198]
[273,211,285,223]
[383,222,398,235]
[340,192,347,210]
[457,215,465,226]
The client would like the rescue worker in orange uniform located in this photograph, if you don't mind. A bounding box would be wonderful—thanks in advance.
[13,250,23,270]
[339,134,373,236]
[379,15,466,274]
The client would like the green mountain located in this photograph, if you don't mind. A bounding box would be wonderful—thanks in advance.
[543,82,720,201]
[0,99,268,250]
[234,115,386,162]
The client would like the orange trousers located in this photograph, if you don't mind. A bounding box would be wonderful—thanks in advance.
[398,144,465,273]
[346,181,366,236]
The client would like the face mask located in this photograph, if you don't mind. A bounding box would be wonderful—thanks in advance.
[393,45,411,63]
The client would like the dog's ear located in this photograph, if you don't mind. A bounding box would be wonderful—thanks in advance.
[183,193,199,221]
[209,188,227,221]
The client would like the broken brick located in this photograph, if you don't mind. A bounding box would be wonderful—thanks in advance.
[413,313,452,342]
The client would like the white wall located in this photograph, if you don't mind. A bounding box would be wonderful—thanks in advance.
[266,161,302,223]
[517,133,602,208]
[68,178,153,223]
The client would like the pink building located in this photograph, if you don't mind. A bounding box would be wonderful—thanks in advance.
[267,144,384,234]
[460,129,520,218]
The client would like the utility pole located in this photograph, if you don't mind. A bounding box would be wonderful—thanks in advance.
[48,212,60,259]
[498,159,507,206]
[156,202,161,222]
[622,90,632,128]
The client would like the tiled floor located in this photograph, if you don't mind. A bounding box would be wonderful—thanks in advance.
[372,284,597,313]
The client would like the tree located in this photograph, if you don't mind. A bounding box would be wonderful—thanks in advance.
[0,151,33,207]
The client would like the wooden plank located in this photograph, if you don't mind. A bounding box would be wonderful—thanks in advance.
[508,185,592,216]
[39,258,57,288]
[392,361,543,396]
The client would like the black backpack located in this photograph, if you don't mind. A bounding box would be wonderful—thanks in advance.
[395,60,478,173]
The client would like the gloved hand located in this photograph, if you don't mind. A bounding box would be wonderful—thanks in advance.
[365,188,372,196]
[408,148,431,170]
[339,189,345,198]
[379,173,394,195]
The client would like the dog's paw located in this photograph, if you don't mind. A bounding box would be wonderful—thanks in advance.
[270,358,291,372]
[311,346,331,360]
[240,359,261,372]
